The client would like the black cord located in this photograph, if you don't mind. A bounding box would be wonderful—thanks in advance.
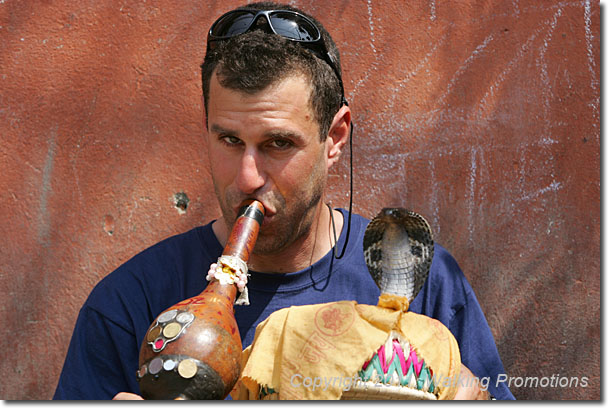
[329,121,353,259]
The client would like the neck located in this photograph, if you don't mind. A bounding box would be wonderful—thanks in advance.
[212,201,344,274]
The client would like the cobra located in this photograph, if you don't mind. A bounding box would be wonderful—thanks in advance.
[363,207,434,300]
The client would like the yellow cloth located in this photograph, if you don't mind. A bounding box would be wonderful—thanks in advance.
[233,295,461,400]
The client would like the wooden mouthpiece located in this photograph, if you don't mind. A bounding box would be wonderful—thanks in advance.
[224,199,265,261]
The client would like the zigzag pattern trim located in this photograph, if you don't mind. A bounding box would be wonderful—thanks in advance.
[358,331,437,395]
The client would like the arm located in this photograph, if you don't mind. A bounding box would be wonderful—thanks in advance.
[448,293,513,400]
[411,244,515,400]
[53,304,142,399]
[54,263,155,399]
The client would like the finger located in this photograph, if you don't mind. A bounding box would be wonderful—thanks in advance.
[113,392,144,400]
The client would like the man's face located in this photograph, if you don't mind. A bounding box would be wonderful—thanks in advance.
[206,71,330,255]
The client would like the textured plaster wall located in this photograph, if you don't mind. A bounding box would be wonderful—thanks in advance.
[0,0,600,400]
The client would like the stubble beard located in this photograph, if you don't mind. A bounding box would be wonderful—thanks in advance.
[254,184,323,256]
[212,174,326,259]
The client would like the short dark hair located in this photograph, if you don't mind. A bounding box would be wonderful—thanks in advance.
[201,2,343,140]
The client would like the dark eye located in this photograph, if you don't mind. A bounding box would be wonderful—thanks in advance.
[220,135,241,146]
[269,139,292,149]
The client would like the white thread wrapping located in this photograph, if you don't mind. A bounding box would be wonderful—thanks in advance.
[207,255,250,305]
[215,255,248,285]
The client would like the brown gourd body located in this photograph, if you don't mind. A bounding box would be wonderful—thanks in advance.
[137,199,264,399]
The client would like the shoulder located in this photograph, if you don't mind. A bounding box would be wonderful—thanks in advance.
[430,243,470,291]
[340,209,370,226]
[431,244,473,299]
[336,208,370,245]
[121,223,218,271]
[410,243,475,321]
[97,224,213,287]
[85,224,220,328]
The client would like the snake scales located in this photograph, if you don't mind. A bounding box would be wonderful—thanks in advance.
[363,208,434,301]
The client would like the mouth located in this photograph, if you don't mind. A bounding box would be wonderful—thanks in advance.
[234,200,276,224]
[260,214,275,229]
[259,203,276,230]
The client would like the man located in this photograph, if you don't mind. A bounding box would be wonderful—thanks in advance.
[54,2,514,400]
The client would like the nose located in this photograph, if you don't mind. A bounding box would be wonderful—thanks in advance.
[235,150,266,195]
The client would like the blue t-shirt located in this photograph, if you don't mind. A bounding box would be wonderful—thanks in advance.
[53,209,514,400]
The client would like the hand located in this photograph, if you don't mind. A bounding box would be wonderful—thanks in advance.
[453,364,491,400]
[112,392,144,400]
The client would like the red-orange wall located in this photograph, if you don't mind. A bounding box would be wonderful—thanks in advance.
[0,0,600,400]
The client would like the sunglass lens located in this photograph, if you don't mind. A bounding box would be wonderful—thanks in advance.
[270,12,319,41]
[211,11,256,37]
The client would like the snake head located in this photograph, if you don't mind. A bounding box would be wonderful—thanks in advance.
[380,208,406,219]
[363,208,434,302]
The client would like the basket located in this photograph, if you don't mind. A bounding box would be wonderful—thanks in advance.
[341,331,437,400]
[258,331,438,400]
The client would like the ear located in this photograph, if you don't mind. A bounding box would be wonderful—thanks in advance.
[325,105,351,169]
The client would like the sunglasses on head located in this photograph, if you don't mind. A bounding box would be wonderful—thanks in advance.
[207,9,347,106]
